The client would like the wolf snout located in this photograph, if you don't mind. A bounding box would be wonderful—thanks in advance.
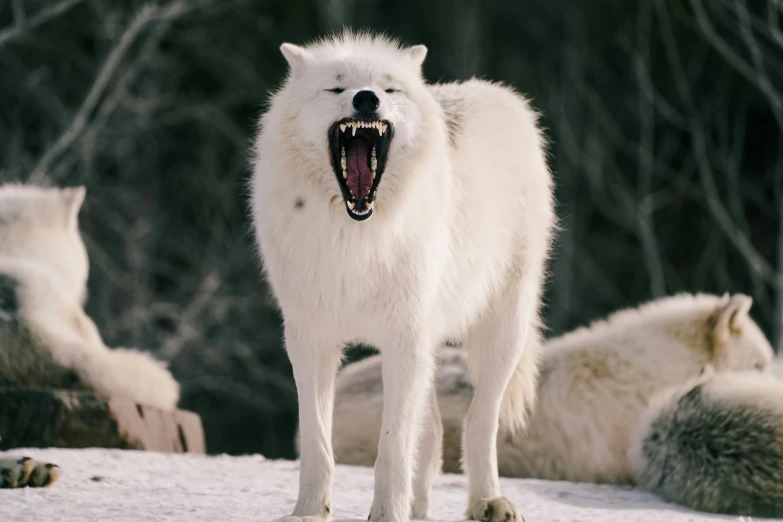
[353,90,380,117]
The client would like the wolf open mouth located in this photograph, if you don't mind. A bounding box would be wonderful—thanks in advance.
[328,118,393,221]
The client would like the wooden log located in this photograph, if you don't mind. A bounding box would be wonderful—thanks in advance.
[0,388,205,453]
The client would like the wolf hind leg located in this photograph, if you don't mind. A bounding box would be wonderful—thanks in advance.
[462,281,540,522]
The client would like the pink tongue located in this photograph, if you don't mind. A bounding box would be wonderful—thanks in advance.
[345,141,373,199]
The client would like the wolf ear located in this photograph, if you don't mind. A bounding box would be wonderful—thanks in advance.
[280,43,311,75]
[711,293,753,345]
[62,186,86,225]
[404,44,428,70]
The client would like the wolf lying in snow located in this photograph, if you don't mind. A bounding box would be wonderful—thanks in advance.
[629,365,783,518]
[0,184,180,411]
[251,31,555,522]
[0,184,180,487]
[325,293,775,498]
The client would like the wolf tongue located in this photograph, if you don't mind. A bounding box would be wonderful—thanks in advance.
[345,140,373,199]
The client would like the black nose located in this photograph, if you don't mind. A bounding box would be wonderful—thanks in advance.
[353,90,380,114]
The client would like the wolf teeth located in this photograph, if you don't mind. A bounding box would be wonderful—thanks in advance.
[338,121,387,136]
[349,201,375,216]
[341,146,347,173]
[371,146,377,173]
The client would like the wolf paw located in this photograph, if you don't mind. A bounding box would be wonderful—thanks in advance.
[0,457,60,488]
[468,497,523,522]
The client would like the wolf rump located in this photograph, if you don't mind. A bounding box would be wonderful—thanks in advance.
[251,31,555,522]
[0,184,180,487]
[630,366,783,518]
[0,184,179,410]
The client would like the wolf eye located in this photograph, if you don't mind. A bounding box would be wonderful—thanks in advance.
[327,88,345,94]
[385,88,398,93]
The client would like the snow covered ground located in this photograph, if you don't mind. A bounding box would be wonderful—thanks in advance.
[0,448,772,522]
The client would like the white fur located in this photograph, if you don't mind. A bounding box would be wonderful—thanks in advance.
[328,292,774,486]
[251,31,555,522]
[0,183,179,411]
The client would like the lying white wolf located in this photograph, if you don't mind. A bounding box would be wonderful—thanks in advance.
[327,293,774,489]
[0,183,180,488]
[251,31,556,522]
[0,184,179,410]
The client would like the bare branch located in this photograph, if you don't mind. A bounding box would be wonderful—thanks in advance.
[0,0,86,47]
[776,197,783,353]
[158,272,222,361]
[690,0,783,127]
[27,1,188,184]
[635,1,666,297]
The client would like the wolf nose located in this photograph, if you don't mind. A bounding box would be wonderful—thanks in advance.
[353,90,380,115]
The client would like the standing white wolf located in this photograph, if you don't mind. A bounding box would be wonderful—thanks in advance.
[251,31,555,522]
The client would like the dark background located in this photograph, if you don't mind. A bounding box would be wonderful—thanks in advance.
[1,0,781,459]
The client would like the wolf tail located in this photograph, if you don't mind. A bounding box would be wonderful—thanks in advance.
[628,367,783,518]
[498,318,543,433]
[78,347,181,411]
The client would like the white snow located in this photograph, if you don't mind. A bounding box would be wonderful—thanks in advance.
[0,448,768,521]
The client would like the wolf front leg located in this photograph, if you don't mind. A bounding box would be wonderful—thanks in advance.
[276,326,342,522]
[411,386,443,519]
[369,335,436,522]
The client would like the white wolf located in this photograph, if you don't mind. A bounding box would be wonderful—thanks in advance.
[251,30,555,522]
[327,293,774,490]
[0,183,180,410]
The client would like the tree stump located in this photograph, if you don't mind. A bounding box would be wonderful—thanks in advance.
[0,389,205,453]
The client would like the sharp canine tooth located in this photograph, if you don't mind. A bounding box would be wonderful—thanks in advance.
[340,124,347,133]
[351,122,357,136]
[347,200,355,210]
